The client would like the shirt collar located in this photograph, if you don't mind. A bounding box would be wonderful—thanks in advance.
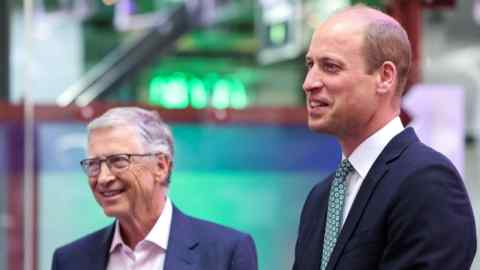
[346,117,404,178]
[109,197,173,253]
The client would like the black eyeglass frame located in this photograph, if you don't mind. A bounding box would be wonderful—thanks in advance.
[80,153,160,177]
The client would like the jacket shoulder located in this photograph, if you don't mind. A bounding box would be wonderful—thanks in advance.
[399,140,459,172]
[186,213,252,243]
[54,224,113,258]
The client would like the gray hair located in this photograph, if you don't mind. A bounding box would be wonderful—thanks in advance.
[87,107,174,183]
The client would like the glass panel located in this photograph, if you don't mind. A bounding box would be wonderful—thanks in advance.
[9,0,159,104]
[37,121,340,270]
[38,123,111,270]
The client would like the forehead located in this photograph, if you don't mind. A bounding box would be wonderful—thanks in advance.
[307,16,366,60]
[87,126,144,157]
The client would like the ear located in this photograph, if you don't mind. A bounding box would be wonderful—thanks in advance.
[375,61,397,95]
[153,154,171,184]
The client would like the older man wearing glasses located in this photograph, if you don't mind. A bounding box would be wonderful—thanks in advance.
[51,107,258,270]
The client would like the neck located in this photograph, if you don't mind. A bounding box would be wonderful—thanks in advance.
[340,112,398,157]
[118,200,165,249]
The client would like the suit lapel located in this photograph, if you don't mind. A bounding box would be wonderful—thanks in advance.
[309,176,333,263]
[164,205,199,270]
[326,128,418,270]
[315,177,333,254]
[88,223,115,270]
[295,175,333,270]
[326,157,388,270]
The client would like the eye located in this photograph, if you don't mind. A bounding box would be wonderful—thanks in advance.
[82,159,99,168]
[108,155,130,169]
[81,159,101,176]
[305,59,314,70]
[322,62,340,74]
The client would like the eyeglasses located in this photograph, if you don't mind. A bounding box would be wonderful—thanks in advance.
[80,153,158,177]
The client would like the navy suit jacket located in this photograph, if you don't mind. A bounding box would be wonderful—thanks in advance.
[293,128,476,270]
[51,205,257,270]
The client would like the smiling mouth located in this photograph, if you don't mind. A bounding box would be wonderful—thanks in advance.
[309,100,329,109]
[100,189,125,198]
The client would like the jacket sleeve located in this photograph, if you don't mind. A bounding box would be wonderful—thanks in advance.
[379,165,476,270]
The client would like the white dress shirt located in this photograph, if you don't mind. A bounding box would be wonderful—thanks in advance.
[107,197,173,270]
[341,117,404,226]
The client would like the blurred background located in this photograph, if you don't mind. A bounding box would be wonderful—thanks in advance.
[1,0,480,269]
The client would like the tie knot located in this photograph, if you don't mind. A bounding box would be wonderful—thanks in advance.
[335,159,354,180]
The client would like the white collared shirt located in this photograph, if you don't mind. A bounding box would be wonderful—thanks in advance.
[106,197,173,270]
[341,117,404,226]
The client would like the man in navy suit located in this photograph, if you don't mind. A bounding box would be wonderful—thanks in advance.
[51,107,257,270]
[293,4,476,270]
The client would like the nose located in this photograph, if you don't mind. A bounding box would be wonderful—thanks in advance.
[303,68,322,94]
[97,162,115,185]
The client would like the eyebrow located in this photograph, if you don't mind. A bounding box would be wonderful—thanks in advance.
[86,154,118,160]
[322,56,346,66]
[305,55,345,67]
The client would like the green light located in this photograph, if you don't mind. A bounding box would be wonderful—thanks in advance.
[149,76,168,106]
[270,23,287,45]
[149,71,250,110]
[204,73,221,90]
[190,77,208,109]
[212,79,231,109]
[229,78,248,109]
[148,73,189,109]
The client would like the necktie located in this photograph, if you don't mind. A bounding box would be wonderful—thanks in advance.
[320,159,354,270]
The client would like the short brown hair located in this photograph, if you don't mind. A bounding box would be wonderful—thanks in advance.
[363,18,412,96]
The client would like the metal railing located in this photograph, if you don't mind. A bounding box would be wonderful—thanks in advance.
[57,3,193,107]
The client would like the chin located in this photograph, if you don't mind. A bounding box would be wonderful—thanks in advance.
[310,125,338,138]
[101,205,127,219]
[308,119,330,133]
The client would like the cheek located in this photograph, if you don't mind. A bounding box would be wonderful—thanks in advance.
[88,178,97,190]
[347,87,377,118]
[324,78,349,103]
[126,166,154,194]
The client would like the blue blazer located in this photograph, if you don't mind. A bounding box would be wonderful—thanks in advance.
[52,205,258,270]
[292,128,476,270]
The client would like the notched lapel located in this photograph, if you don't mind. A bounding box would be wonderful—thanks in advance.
[326,161,389,270]
[164,243,198,270]
[326,128,418,270]
[296,176,333,270]
[164,206,200,270]
[89,223,115,270]
[310,177,333,257]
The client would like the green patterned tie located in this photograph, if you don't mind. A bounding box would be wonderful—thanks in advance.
[320,159,354,270]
